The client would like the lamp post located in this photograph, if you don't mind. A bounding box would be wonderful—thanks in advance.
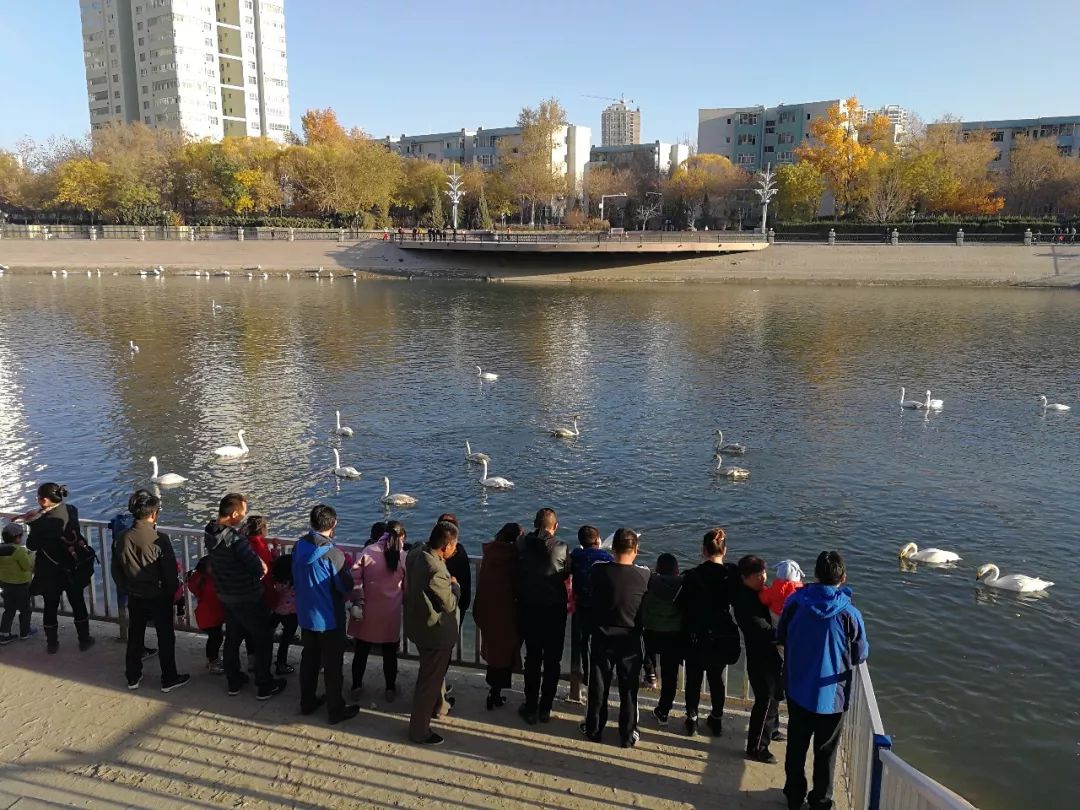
[754,163,777,235]
[598,193,627,227]
[446,167,464,231]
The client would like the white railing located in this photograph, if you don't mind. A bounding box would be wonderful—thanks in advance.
[840,662,978,810]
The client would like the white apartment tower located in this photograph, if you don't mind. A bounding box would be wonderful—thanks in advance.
[600,101,641,146]
[79,0,291,142]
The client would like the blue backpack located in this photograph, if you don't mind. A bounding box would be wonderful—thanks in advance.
[109,512,135,605]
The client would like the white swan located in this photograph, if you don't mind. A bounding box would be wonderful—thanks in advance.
[924,391,944,411]
[213,430,249,459]
[149,455,188,486]
[715,453,750,480]
[381,477,417,507]
[898,542,960,564]
[334,411,354,437]
[129,340,139,353]
[975,563,1054,593]
[479,459,514,489]
[465,440,491,464]
[1038,395,1070,412]
[899,387,923,409]
[285,272,291,280]
[715,430,747,456]
[332,448,361,479]
[551,417,580,439]
[476,365,499,381]
[211,299,223,313]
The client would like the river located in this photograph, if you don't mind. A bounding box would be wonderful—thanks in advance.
[1,274,1076,809]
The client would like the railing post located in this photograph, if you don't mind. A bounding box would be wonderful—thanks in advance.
[1024,228,1033,246]
[339,227,345,243]
[869,733,893,810]
[956,228,965,247]
[890,228,899,246]
[237,226,244,242]
[828,228,836,245]
[767,227,775,244]
[89,226,97,241]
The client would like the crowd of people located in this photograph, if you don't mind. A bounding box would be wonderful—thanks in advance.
[2,483,870,810]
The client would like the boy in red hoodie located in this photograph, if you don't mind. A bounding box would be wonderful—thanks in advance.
[187,557,226,672]
[758,560,805,623]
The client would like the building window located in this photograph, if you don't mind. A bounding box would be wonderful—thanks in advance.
[726,118,731,124]
[737,134,756,145]
[778,151,794,163]
[738,113,759,125]
[765,126,775,134]
[112,73,119,81]
[143,100,150,109]
[737,155,755,166]
[779,111,797,124]
[114,105,121,113]
[764,145,774,153]
[778,133,795,144]
[1059,145,1074,157]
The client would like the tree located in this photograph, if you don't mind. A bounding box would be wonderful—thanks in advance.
[0,150,30,210]
[428,182,445,228]
[477,183,493,229]
[863,153,912,223]
[774,162,825,222]
[664,153,747,228]
[395,159,447,221]
[635,193,664,231]
[501,98,569,225]
[1001,136,1080,215]
[582,165,631,218]
[904,121,1003,215]
[301,108,347,146]
[53,158,109,215]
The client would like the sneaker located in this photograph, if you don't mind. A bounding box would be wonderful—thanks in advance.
[432,696,455,718]
[161,674,191,693]
[621,730,640,748]
[706,716,723,737]
[47,641,59,654]
[227,673,250,696]
[745,748,778,764]
[329,704,360,725]
[538,709,552,724]
[416,732,444,746]
[78,636,96,652]
[0,633,16,646]
[275,663,295,675]
[384,687,397,703]
[300,695,327,716]
[642,675,658,690]
[684,716,698,736]
[19,629,38,641]
[127,675,143,690]
[771,730,787,742]
[578,722,602,743]
[207,659,225,675]
[141,647,158,660]
[653,707,669,726]
[518,704,538,726]
[444,683,454,697]
[256,678,287,700]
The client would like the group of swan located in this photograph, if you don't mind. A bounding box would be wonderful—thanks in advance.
[464,442,513,488]
[898,387,943,411]
[899,542,1053,593]
[713,430,749,479]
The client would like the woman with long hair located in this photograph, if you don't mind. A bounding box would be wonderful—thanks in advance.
[473,522,523,709]
[20,483,95,654]
[348,520,407,701]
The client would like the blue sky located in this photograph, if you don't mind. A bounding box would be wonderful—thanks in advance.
[2,0,1078,150]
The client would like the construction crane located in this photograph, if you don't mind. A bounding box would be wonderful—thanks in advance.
[582,93,636,106]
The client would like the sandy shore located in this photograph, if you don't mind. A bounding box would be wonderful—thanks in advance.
[0,617,799,809]
[2,238,1078,286]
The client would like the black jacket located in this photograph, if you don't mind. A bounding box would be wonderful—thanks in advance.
[445,543,472,613]
[27,503,79,583]
[514,530,570,611]
[675,560,742,664]
[111,520,178,600]
[204,521,264,604]
[732,581,782,669]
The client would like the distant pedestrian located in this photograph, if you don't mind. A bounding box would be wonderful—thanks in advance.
[581,529,650,748]
[293,504,358,724]
[473,522,523,709]
[404,520,461,745]
[569,525,613,686]
[514,508,570,725]
[643,552,684,725]
[348,520,406,702]
[0,523,35,643]
[111,489,189,692]
[733,555,783,764]
[779,551,869,810]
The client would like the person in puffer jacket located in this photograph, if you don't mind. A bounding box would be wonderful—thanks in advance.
[642,553,684,724]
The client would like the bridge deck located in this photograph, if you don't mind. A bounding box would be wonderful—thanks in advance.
[399,233,768,255]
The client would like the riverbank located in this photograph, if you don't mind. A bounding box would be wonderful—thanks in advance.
[0,617,791,809]
[2,238,1079,286]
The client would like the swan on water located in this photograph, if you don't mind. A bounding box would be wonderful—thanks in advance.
[924,391,944,410]
[213,430,249,459]
[149,456,188,486]
[715,430,747,456]
[51,270,58,277]
[381,477,417,507]
[479,459,514,489]
[898,542,960,564]
[285,272,291,280]
[261,271,269,280]
[86,270,92,277]
[246,271,254,279]
[476,366,499,381]
[129,340,139,353]
[1038,395,1070,412]
[61,269,69,277]
[334,411,354,437]
[975,563,1054,593]
[211,299,223,313]
[332,449,361,479]
[899,387,923,409]
[551,417,580,439]
[465,440,491,464]
[715,453,750,480]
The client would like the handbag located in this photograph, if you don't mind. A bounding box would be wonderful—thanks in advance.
[688,627,742,668]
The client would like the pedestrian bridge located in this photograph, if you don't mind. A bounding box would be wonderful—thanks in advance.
[399,231,769,255]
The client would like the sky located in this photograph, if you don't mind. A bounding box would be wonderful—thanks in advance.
[2,0,1079,150]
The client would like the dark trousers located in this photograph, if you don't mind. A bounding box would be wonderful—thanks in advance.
[272,612,298,665]
[126,596,178,684]
[409,644,452,741]
[685,660,727,720]
[300,626,346,720]
[573,611,595,685]
[784,699,845,810]
[1,583,32,636]
[746,652,782,753]
[223,599,274,691]
[585,632,643,742]
[42,583,89,626]
[519,606,567,714]
[486,665,512,692]
[205,625,223,661]
[645,630,684,715]
[352,638,398,690]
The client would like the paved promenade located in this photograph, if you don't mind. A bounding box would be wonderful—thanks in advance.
[0,618,793,809]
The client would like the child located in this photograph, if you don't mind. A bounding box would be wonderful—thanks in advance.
[270,553,298,675]
[186,557,225,673]
[569,526,614,687]
[759,559,805,623]
[0,523,36,643]
[734,555,783,764]
[242,515,278,611]
[643,553,684,722]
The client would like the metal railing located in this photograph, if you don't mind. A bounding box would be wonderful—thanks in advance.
[398,230,764,245]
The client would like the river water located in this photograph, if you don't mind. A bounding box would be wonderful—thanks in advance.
[0,274,1076,809]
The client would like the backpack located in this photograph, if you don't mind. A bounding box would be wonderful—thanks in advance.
[59,505,97,588]
[109,512,135,602]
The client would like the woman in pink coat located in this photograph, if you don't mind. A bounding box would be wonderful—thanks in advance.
[348,520,407,702]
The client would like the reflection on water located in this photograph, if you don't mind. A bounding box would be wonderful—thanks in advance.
[1,275,1078,809]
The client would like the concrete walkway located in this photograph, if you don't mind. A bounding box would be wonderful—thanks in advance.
[0,618,792,809]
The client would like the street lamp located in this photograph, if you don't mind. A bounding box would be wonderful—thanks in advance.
[598,193,627,227]
[446,167,465,231]
[754,163,778,235]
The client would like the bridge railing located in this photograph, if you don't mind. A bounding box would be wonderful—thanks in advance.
[399,230,764,245]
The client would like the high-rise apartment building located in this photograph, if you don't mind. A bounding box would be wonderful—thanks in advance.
[601,101,641,146]
[79,0,291,142]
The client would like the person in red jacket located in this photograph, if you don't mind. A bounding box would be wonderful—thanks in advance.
[187,557,226,673]
[244,516,296,675]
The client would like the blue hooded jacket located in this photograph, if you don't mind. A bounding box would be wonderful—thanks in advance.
[292,530,352,632]
[777,583,869,714]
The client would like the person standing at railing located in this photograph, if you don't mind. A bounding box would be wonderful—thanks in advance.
[642,553,684,725]
[186,557,226,673]
[19,483,95,654]
[110,490,189,693]
[0,523,36,644]
[243,516,295,676]
[733,555,783,764]
[569,526,614,688]
[513,508,571,726]
[778,550,869,810]
[473,522,524,710]
[437,513,471,699]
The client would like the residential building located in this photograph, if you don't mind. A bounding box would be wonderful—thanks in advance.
[960,116,1080,170]
[586,141,689,177]
[853,104,909,144]
[79,0,291,142]
[600,101,641,146]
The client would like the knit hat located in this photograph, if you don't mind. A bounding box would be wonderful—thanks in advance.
[1,523,25,542]
[775,559,804,582]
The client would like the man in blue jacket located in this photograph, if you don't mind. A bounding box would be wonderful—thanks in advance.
[293,504,358,725]
[777,550,869,810]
